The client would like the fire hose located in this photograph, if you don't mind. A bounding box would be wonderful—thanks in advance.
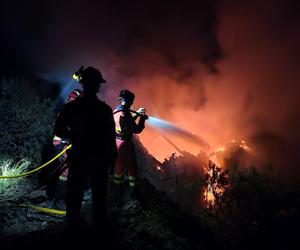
[0,145,72,179]
[113,109,147,117]
[11,204,66,215]
[0,109,143,178]
[0,110,144,215]
[0,146,72,215]
[3,109,148,213]
[1,157,70,215]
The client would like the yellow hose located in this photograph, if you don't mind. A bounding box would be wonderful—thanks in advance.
[14,204,66,215]
[0,145,72,179]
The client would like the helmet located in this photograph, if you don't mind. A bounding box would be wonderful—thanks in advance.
[66,89,82,102]
[119,89,135,105]
[73,66,106,84]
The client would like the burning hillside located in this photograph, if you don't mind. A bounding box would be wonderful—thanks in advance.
[134,131,255,210]
[1,1,300,249]
[0,78,299,250]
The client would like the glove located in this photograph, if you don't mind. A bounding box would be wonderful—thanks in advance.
[136,107,148,120]
[141,114,148,120]
[136,107,146,115]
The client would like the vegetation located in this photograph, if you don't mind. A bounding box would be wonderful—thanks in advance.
[0,159,31,200]
[139,145,300,249]
[0,78,55,199]
[200,164,299,249]
[0,78,54,164]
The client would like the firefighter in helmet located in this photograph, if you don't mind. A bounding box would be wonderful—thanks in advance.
[53,88,83,157]
[113,89,148,199]
[51,89,83,209]
[54,66,117,229]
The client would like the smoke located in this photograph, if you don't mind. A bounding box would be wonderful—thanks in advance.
[116,0,300,175]
[1,0,300,174]
[214,0,300,172]
[124,0,300,175]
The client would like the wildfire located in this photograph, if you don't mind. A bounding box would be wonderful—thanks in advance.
[204,139,251,206]
[217,146,226,152]
[203,161,227,205]
[204,189,215,204]
[239,140,251,152]
[141,129,251,207]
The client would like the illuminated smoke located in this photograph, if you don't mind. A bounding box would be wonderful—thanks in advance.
[2,0,299,176]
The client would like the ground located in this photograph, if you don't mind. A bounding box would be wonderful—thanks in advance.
[0,177,213,250]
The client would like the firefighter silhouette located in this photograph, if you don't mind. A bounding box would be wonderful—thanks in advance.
[54,66,117,228]
[113,89,148,200]
[51,89,83,209]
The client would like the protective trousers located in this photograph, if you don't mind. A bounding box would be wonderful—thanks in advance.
[113,139,137,187]
[66,155,109,227]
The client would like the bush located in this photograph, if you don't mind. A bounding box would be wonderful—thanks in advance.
[203,164,300,249]
[0,159,31,200]
[0,78,55,165]
[0,78,55,200]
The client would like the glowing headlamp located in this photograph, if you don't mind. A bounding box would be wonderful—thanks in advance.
[73,66,84,81]
[72,73,81,81]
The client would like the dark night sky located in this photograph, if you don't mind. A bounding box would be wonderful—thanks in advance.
[0,0,220,78]
[1,0,300,174]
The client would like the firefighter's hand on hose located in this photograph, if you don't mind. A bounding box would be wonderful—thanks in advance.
[141,114,148,120]
[137,107,148,120]
[136,107,146,115]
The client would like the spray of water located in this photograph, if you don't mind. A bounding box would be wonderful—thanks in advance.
[146,116,210,149]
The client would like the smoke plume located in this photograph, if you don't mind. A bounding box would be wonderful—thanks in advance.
[1,0,299,175]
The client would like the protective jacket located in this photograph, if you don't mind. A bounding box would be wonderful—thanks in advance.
[55,94,117,160]
[113,104,146,187]
[113,104,145,141]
